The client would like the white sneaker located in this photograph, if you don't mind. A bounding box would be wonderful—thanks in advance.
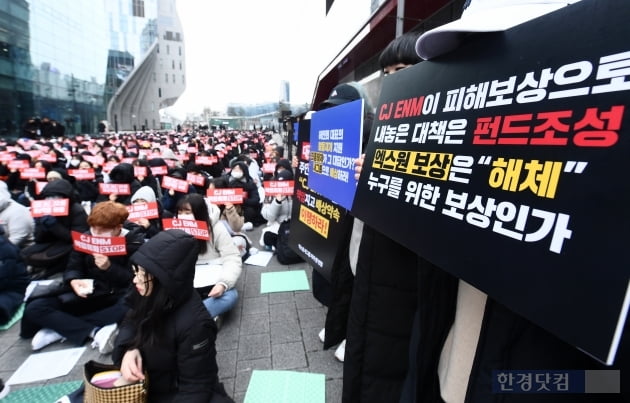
[249,247,259,255]
[0,379,10,399]
[318,328,325,343]
[334,339,346,362]
[242,222,254,231]
[91,323,118,354]
[32,328,65,351]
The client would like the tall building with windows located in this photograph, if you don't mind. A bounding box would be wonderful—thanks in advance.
[0,0,185,137]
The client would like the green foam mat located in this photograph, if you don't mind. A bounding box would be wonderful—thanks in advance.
[244,370,325,403]
[0,303,24,331]
[260,270,310,293]
[1,380,82,403]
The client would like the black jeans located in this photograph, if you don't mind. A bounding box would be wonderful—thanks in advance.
[21,294,128,345]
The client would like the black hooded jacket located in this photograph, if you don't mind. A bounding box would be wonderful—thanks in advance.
[35,179,89,244]
[97,163,141,205]
[114,230,220,403]
[226,161,259,208]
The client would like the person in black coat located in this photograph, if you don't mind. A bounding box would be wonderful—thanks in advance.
[23,178,89,277]
[20,201,145,351]
[0,227,29,325]
[336,36,422,402]
[113,229,232,402]
[73,159,102,206]
[97,162,141,205]
[132,158,161,199]
[225,161,265,227]
[160,167,197,216]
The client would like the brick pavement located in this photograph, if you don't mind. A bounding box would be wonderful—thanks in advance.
[0,225,343,402]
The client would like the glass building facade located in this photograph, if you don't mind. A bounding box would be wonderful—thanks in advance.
[0,0,185,137]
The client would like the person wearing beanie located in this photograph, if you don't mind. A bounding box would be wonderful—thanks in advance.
[130,185,156,204]
[125,186,171,240]
[111,229,232,402]
[160,148,182,168]
[45,170,63,182]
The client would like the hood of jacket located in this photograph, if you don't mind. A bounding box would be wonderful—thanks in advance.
[109,163,135,184]
[40,178,75,200]
[130,229,199,307]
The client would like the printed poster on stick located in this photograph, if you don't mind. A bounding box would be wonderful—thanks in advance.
[308,99,363,210]
[288,119,353,281]
[352,0,629,365]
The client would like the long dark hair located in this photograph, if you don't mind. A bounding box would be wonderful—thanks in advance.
[128,272,174,348]
[175,193,213,254]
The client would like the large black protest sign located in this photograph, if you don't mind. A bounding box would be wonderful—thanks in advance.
[289,118,353,281]
[352,0,629,365]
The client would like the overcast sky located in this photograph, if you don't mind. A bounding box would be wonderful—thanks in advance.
[167,0,371,119]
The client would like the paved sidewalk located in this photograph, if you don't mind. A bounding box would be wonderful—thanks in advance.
[0,226,343,402]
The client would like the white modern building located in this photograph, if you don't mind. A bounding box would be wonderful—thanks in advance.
[106,0,186,132]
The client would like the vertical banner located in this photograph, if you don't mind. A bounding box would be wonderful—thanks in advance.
[352,0,629,365]
[289,119,353,281]
[308,99,363,210]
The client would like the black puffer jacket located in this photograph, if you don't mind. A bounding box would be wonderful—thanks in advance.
[63,227,145,299]
[114,230,220,403]
[97,163,141,205]
[343,225,419,403]
[35,179,89,244]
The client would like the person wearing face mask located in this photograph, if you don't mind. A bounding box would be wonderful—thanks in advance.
[226,161,266,227]
[67,154,83,169]
[207,177,255,261]
[259,159,294,250]
[20,201,145,353]
[160,167,197,216]
[176,194,242,327]
[124,185,172,241]
[72,159,102,208]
